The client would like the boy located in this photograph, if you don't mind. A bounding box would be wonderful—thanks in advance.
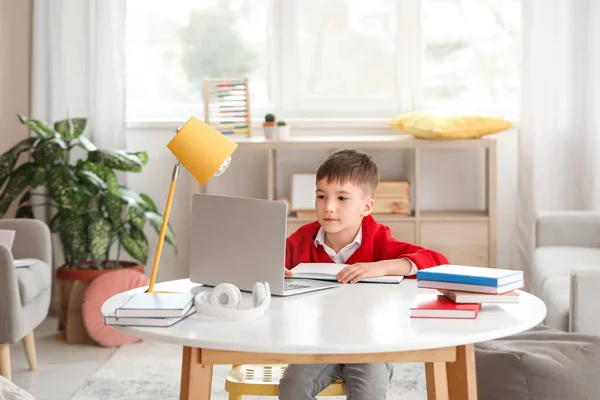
[279,149,448,400]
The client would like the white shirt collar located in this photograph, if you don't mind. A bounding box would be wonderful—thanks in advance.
[314,226,362,249]
[314,226,362,264]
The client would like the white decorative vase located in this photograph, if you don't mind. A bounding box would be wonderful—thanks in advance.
[277,125,290,140]
[264,125,277,140]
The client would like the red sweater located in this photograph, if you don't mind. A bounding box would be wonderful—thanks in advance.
[285,215,448,276]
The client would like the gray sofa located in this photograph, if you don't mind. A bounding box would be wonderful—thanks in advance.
[532,211,600,334]
[0,219,52,381]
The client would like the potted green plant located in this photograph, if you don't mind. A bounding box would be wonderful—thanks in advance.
[0,114,176,342]
[277,120,290,139]
[263,113,277,139]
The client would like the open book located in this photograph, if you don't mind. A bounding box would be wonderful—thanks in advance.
[291,263,404,284]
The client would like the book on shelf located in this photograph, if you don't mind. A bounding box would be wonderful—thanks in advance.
[410,294,480,319]
[105,307,195,327]
[418,279,523,294]
[115,292,195,318]
[290,263,404,284]
[438,289,520,304]
[416,264,524,287]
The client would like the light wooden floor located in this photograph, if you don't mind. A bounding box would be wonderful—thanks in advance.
[8,316,116,400]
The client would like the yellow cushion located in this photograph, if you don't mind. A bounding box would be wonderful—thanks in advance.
[386,111,512,139]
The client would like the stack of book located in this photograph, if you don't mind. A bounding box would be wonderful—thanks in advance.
[410,265,524,319]
[105,292,196,327]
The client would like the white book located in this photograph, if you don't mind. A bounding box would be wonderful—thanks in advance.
[418,279,523,294]
[115,293,195,318]
[291,263,404,284]
[105,308,195,327]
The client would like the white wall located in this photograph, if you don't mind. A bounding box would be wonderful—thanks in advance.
[126,126,518,282]
[0,0,32,218]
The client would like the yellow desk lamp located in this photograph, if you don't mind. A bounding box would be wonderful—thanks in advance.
[146,116,238,293]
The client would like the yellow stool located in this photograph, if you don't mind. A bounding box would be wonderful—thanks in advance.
[225,364,345,399]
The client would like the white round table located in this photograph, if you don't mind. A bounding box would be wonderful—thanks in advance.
[102,279,546,400]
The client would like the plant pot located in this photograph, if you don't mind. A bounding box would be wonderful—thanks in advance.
[277,125,290,139]
[54,261,144,345]
[263,122,277,140]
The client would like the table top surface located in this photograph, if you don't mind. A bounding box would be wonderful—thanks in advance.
[101,279,546,354]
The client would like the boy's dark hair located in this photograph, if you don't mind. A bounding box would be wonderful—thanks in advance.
[316,149,380,197]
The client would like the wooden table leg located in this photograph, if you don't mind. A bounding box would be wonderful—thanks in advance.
[446,344,477,400]
[180,347,213,400]
[426,362,449,400]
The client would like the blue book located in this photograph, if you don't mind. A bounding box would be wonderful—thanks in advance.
[115,293,195,318]
[416,265,523,287]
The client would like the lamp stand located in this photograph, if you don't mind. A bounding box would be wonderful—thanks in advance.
[147,162,181,293]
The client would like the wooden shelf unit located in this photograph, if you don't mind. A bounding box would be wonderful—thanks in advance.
[200,135,497,267]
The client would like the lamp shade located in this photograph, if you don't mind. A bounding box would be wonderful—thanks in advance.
[167,117,238,185]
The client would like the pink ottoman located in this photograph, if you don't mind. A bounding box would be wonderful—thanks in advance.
[82,268,149,347]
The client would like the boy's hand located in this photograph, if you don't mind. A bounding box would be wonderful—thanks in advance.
[284,268,294,277]
[336,262,387,284]
[336,259,413,283]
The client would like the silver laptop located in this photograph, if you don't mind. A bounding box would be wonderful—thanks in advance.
[189,193,340,296]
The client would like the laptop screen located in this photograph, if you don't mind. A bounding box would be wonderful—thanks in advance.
[189,194,287,293]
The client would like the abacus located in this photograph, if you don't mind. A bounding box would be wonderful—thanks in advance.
[203,78,251,137]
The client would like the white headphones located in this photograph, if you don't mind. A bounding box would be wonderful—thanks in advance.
[194,282,271,321]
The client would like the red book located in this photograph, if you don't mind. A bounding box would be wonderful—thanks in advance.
[410,294,480,319]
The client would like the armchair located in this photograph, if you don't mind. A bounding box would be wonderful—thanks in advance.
[0,219,52,380]
[532,211,600,334]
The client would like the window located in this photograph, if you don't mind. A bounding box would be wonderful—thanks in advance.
[282,0,398,116]
[125,0,520,123]
[296,1,396,98]
[421,0,521,117]
[125,0,272,122]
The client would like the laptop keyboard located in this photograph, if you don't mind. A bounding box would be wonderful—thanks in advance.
[284,283,311,291]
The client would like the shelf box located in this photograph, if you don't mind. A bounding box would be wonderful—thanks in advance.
[372,198,410,216]
[373,180,411,216]
[419,221,489,267]
[386,220,416,243]
[375,181,410,197]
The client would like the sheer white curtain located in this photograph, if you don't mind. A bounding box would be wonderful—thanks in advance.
[30,0,126,267]
[516,0,600,275]
[31,0,126,150]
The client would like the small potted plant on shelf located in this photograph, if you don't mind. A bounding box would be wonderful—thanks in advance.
[277,120,290,140]
[0,114,176,343]
[263,113,277,140]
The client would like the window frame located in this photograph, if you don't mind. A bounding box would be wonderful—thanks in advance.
[124,0,518,127]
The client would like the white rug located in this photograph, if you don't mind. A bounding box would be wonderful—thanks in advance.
[70,340,427,399]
